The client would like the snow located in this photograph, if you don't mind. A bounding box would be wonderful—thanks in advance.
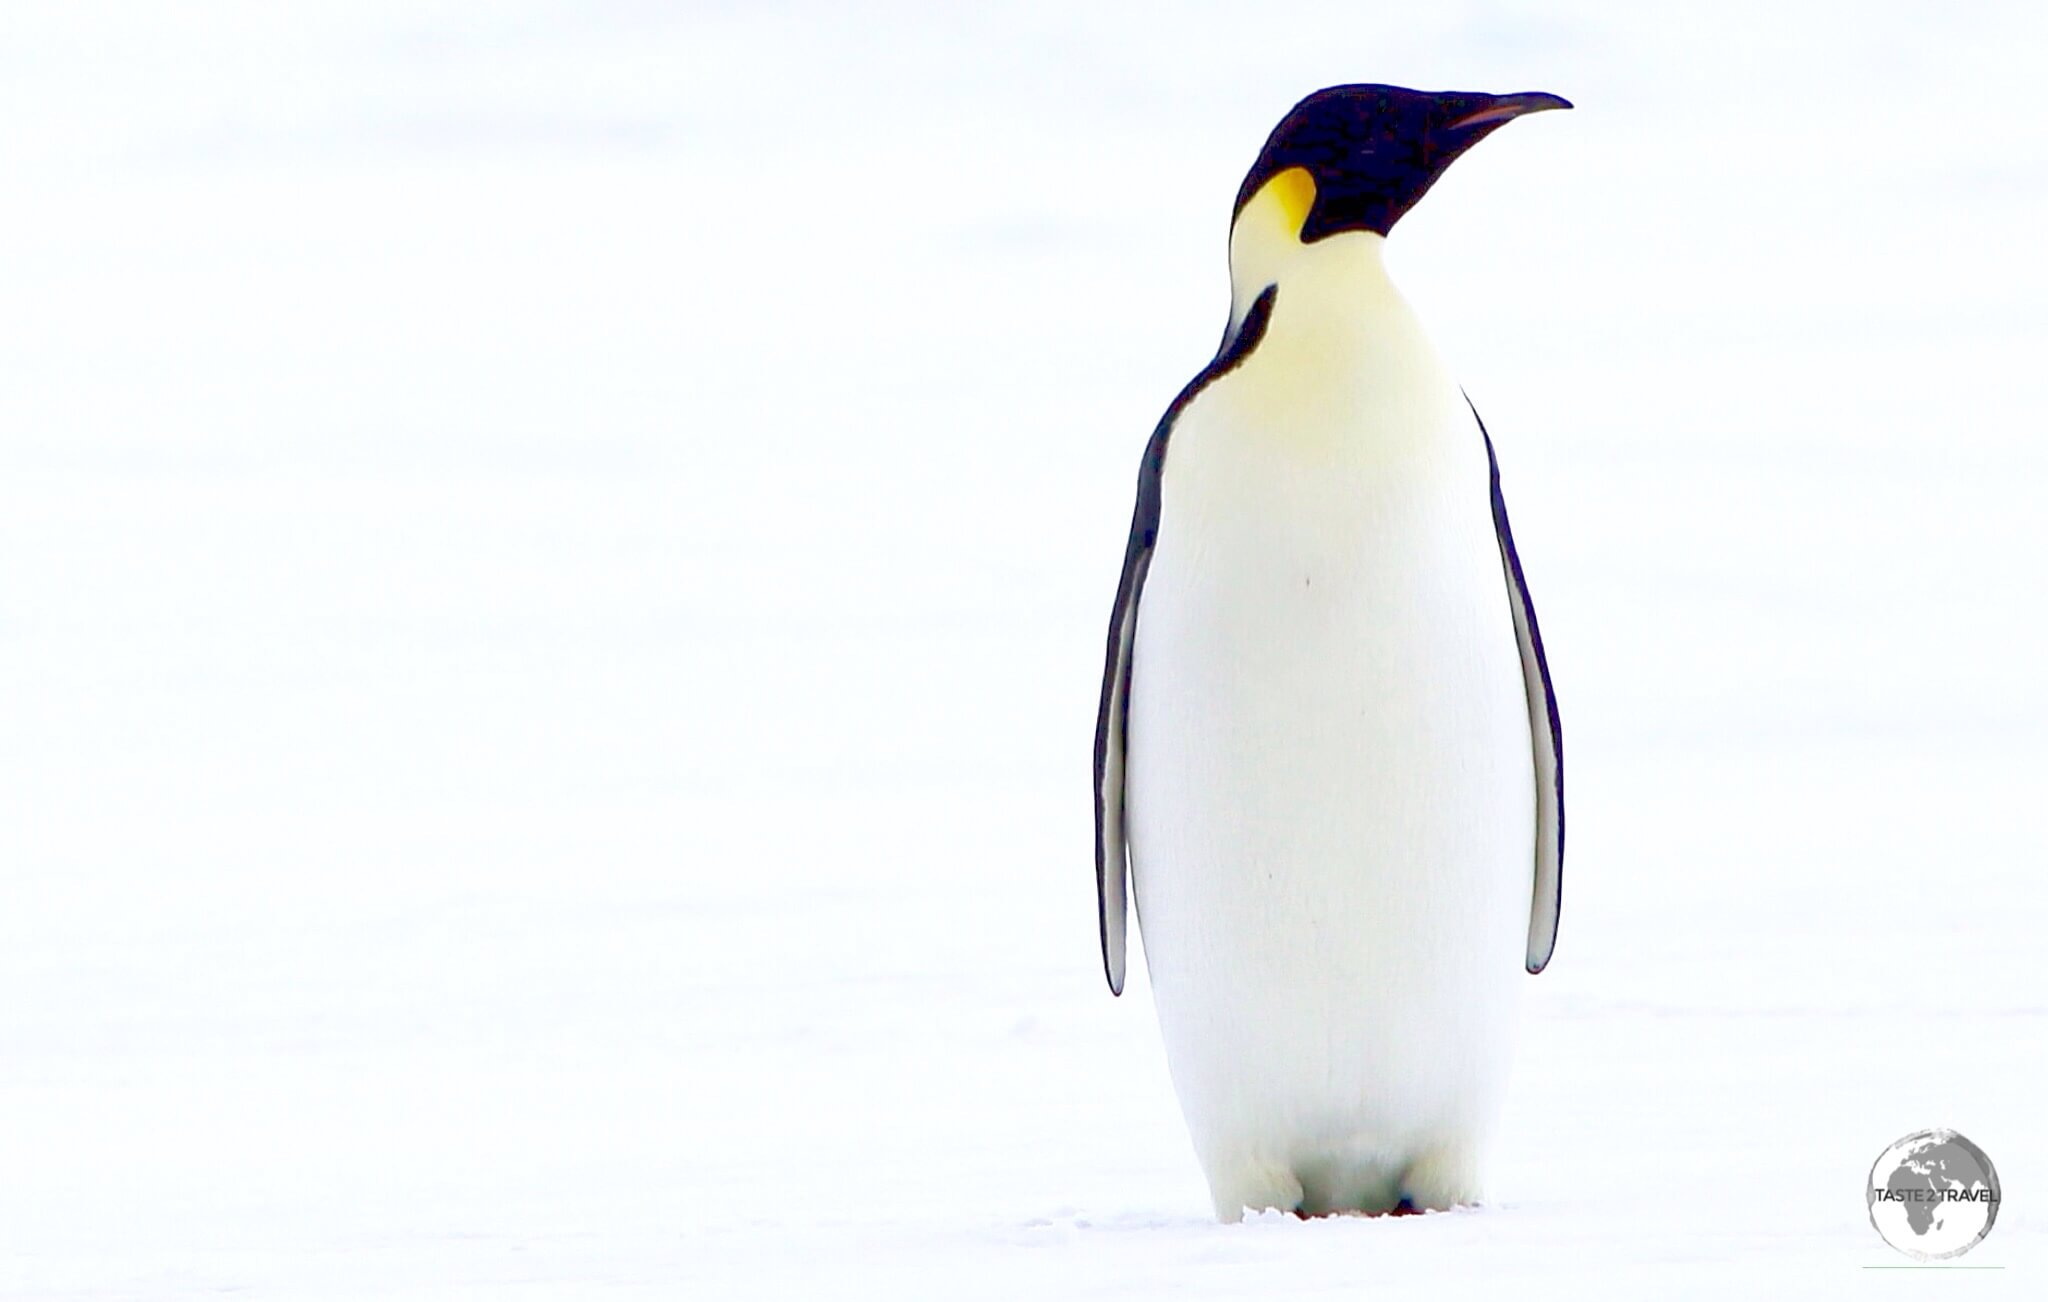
[3,2,2045,1296]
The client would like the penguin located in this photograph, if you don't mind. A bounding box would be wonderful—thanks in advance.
[1092,84,1567,1221]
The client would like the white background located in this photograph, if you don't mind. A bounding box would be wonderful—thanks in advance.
[3,2,2044,1297]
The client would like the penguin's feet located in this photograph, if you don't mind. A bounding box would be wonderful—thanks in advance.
[1205,1144,1485,1220]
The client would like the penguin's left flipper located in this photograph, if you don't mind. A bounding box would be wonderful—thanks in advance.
[1468,396,1565,974]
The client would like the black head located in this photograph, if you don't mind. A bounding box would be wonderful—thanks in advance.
[1233,84,1571,241]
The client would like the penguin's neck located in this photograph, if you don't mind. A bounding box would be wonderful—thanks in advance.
[1228,220,1396,330]
[1220,226,1466,419]
[1228,227,1425,350]
[1221,225,1464,456]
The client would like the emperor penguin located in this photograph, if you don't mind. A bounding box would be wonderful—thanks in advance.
[1092,84,1568,1221]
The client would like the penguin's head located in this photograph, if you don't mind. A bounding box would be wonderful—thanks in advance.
[1232,84,1571,246]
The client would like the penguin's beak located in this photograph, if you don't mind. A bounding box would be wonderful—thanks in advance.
[1444,92,1573,132]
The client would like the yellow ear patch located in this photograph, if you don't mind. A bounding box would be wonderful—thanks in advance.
[1261,166,1317,238]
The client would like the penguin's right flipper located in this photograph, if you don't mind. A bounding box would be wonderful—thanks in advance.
[1093,528,1149,998]
[1094,286,1279,996]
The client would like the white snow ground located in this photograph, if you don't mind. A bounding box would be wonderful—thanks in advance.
[3,2,2046,1297]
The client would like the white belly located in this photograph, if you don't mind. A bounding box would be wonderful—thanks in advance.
[1125,276,1536,1216]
